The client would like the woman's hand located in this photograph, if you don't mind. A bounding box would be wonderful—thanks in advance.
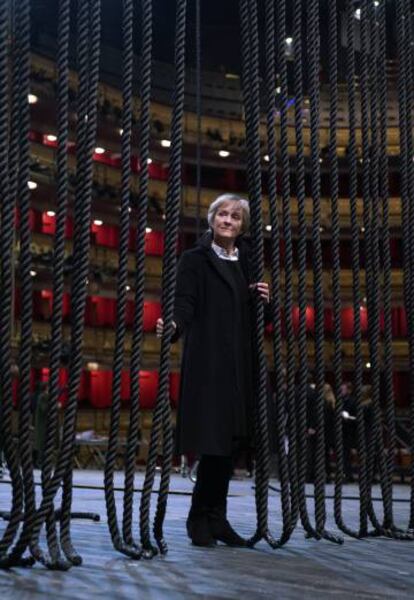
[156,318,177,338]
[250,282,270,304]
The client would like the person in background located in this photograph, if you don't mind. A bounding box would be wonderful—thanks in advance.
[156,193,270,548]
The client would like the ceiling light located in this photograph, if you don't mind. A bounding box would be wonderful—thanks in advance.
[94,147,105,154]
[87,361,99,371]
[365,362,371,369]
[30,270,37,277]
[286,37,293,44]
[28,94,38,104]
[160,139,171,148]
[275,86,281,94]
[119,128,124,135]
[46,134,57,142]
[265,225,272,231]
[27,181,37,190]
[46,210,56,217]
[374,1,380,6]
[147,157,153,164]
[93,219,103,226]
[145,227,152,234]
[354,8,361,19]
[264,154,270,162]
[218,150,230,158]
[126,285,131,291]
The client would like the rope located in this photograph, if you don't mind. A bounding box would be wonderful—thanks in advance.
[239,0,276,549]
[139,0,187,557]
[195,0,202,238]
[328,0,356,539]
[4,0,37,568]
[275,0,300,540]
[264,0,293,547]
[346,0,369,537]
[401,0,414,533]
[121,0,153,554]
[0,0,25,564]
[104,0,141,560]
[377,0,399,537]
[29,0,101,570]
[39,0,71,568]
[307,0,341,544]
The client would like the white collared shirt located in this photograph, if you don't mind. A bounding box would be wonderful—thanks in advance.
[211,241,239,261]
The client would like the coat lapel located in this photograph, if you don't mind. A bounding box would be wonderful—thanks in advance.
[205,248,239,298]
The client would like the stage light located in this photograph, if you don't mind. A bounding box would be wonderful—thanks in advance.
[160,139,171,148]
[46,134,57,142]
[30,270,37,277]
[264,155,270,162]
[265,225,272,232]
[87,361,99,371]
[28,94,38,104]
[46,210,56,217]
[147,157,153,164]
[126,285,131,291]
[354,8,361,19]
[286,37,293,45]
[27,181,37,190]
[94,147,105,154]
[145,227,152,233]
[218,150,230,158]
[93,219,103,226]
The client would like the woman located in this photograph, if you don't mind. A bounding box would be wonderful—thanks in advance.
[156,193,269,547]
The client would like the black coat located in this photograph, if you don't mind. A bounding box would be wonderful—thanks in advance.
[173,233,256,456]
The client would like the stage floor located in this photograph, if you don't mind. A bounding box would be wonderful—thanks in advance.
[1,470,413,599]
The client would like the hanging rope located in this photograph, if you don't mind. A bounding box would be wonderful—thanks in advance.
[0,0,25,565]
[121,0,153,553]
[264,0,293,547]
[328,0,356,539]
[29,0,101,570]
[307,0,341,545]
[37,0,72,569]
[346,0,369,538]
[275,0,300,540]
[239,0,276,549]
[377,0,398,536]
[195,0,202,238]
[104,0,142,560]
[139,0,187,557]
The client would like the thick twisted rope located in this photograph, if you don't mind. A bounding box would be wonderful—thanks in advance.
[239,0,276,549]
[195,0,202,238]
[0,0,25,564]
[328,0,357,539]
[139,0,187,557]
[59,0,101,566]
[377,0,399,537]
[275,0,300,541]
[400,0,414,532]
[104,0,141,560]
[39,0,71,568]
[29,0,101,570]
[264,0,293,547]
[4,0,38,568]
[307,0,340,544]
[346,0,369,537]
[121,0,152,552]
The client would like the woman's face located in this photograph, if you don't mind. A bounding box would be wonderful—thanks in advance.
[212,201,243,242]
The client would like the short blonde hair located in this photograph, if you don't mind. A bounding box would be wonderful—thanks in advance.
[207,194,250,234]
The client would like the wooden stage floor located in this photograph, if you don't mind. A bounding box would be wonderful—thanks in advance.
[1,471,413,599]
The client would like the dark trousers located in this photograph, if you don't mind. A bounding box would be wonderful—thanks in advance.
[191,455,233,513]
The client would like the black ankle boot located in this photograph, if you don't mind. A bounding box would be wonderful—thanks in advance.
[186,508,216,547]
[208,507,247,547]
